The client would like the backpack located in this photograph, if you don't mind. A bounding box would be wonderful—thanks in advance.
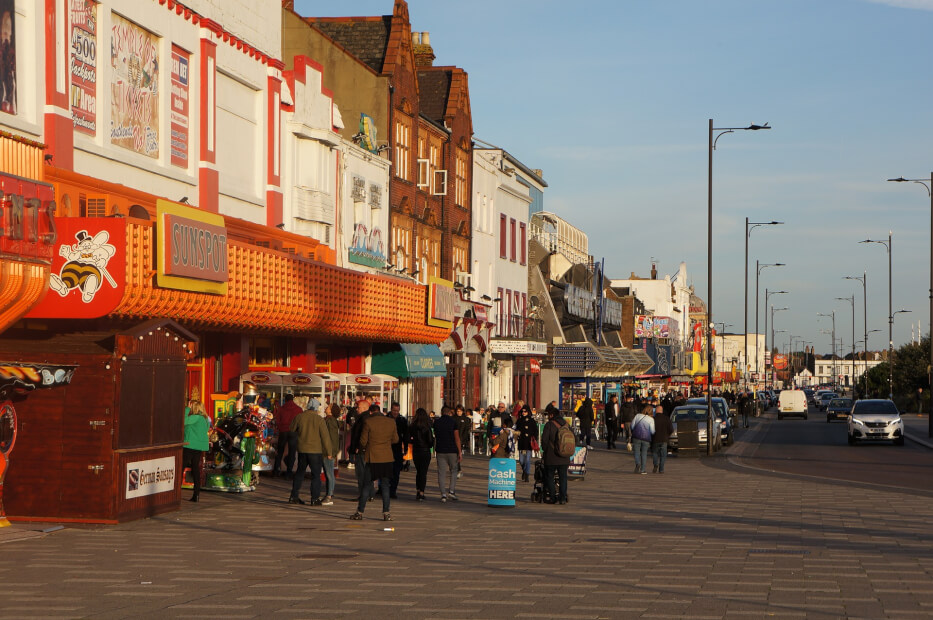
[554,422,576,458]
[632,415,652,441]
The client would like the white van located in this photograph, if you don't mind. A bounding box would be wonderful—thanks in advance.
[778,389,808,420]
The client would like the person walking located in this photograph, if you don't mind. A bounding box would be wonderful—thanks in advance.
[540,404,570,504]
[407,407,434,502]
[272,393,302,478]
[630,403,656,475]
[182,399,210,502]
[577,397,596,449]
[651,403,673,474]
[289,405,333,505]
[387,402,408,500]
[433,405,462,502]
[620,393,636,451]
[322,403,340,505]
[351,406,399,521]
[348,401,374,501]
[490,415,518,458]
[456,404,473,462]
[515,404,538,482]
[604,395,620,450]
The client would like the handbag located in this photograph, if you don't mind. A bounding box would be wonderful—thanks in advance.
[530,437,539,452]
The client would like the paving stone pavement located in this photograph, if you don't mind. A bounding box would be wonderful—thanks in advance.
[2,419,933,619]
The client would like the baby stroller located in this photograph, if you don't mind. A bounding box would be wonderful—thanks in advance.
[530,459,560,503]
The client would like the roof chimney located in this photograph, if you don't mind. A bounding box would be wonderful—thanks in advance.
[413,31,435,67]
[650,262,657,280]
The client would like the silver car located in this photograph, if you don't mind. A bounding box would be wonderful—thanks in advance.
[669,405,722,452]
[847,399,905,446]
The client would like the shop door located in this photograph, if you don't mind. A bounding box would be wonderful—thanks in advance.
[444,355,462,407]
[465,362,481,410]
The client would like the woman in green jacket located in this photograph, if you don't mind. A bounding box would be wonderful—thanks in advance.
[183,400,211,502]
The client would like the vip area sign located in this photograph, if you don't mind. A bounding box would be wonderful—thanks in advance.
[487,458,516,507]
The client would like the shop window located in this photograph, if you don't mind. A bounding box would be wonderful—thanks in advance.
[249,336,289,367]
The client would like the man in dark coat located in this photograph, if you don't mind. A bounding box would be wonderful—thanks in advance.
[620,393,637,450]
[604,395,620,449]
[577,397,595,448]
[651,403,674,474]
[541,405,570,504]
[387,402,408,499]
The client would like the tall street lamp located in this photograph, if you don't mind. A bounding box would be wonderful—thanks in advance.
[818,312,836,391]
[892,309,913,400]
[770,307,788,387]
[844,273,868,396]
[745,219,783,390]
[888,174,932,435]
[708,119,771,455]
[762,286,787,383]
[756,264,785,384]
[836,295,856,394]
[861,234,893,398]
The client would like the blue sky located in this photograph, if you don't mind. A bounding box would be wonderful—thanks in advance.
[296,0,933,355]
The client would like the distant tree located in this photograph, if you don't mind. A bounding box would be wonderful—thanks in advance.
[862,336,930,411]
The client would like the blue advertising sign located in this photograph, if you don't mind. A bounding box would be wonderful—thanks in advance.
[568,447,587,478]
[487,458,516,507]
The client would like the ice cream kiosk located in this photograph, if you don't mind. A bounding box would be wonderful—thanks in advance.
[339,374,399,410]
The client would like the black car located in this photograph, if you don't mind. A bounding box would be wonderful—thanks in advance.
[686,397,734,446]
[826,397,853,422]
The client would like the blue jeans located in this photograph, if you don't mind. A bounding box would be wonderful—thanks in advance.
[291,453,324,500]
[632,438,650,472]
[651,442,668,472]
[519,450,532,476]
[323,456,335,497]
[544,463,568,502]
[359,473,391,513]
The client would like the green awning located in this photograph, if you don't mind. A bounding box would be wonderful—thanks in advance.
[371,343,447,378]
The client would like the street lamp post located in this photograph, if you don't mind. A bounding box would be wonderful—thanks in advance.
[888,174,932,435]
[861,234,893,398]
[763,287,787,385]
[769,306,788,387]
[818,312,836,391]
[837,295,855,394]
[708,119,771,455]
[756,267,785,385]
[745,219,783,391]
[845,273,868,397]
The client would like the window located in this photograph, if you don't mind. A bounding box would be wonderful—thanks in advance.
[520,222,527,265]
[455,151,467,206]
[499,214,507,258]
[510,218,517,262]
[506,290,512,336]
[395,117,411,181]
[496,287,504,336]
[249,337,289,367]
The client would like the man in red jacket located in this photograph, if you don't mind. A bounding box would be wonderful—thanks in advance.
[273,393,302,479]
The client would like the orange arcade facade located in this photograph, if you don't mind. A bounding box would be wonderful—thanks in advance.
[0,0,452,523]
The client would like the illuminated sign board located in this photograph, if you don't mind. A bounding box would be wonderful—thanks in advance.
[427,276,456,329]
[156,199,228,294]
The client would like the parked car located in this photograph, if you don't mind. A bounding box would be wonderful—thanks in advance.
[817,392,837,411]
[686,397,734,445]
[669,405,721,452]
[847,399,904,445]
[826,397,853,422]
[777,389,808,420]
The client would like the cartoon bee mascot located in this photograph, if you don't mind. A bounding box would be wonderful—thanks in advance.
[48,230,117,303]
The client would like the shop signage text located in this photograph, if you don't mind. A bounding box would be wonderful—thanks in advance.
[487,458,516,507]
[0,174,57,262]
[489,340,548,356]
[125,456,176,499]
[156,200,228,295]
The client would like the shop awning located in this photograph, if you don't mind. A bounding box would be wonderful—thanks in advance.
[371,344,447,378]
[553,343,654,378]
